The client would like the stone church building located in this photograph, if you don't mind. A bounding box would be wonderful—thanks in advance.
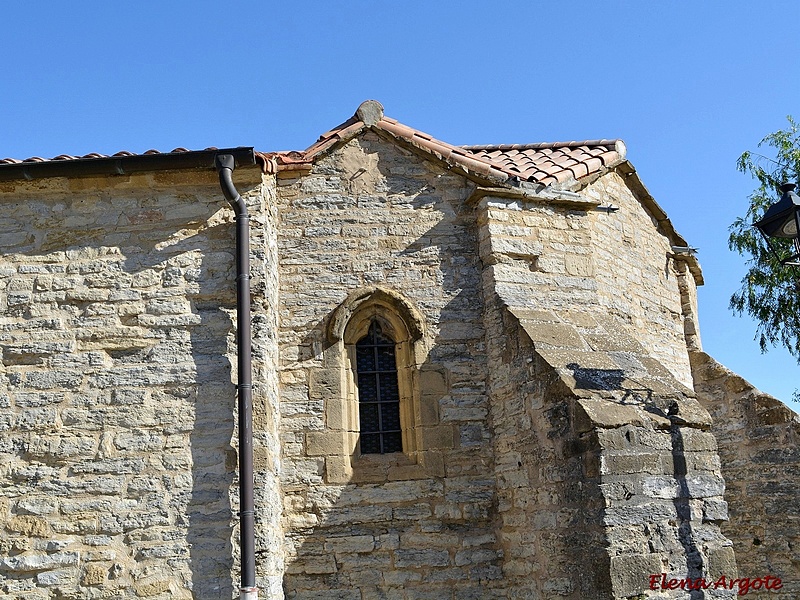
[0,100,797,599]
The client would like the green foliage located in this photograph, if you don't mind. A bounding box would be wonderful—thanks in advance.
[730,116,800,360]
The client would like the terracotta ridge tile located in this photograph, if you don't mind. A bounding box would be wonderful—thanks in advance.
[374,118,517,183]
[316,116,361,141]
[301,118,365,159]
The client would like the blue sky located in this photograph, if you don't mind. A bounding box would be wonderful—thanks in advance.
[3,1,799,409]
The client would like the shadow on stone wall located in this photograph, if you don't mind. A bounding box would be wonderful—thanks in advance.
[0,194,239,597]
[118,219,239,598]
[566,363,654,404]
[669,424,705,600]
[283,284,502,598]
[560,360,723,598]
[691,350,800,599]
[280,153,503,597]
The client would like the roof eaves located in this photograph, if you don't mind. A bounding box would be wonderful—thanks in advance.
[468,183,600,210]
[0,147,260,182]
[615,160,703,285]
[269,115,369,173]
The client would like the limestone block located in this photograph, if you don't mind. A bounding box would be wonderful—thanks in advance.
[706,545,737,580]
[35,569,73,587]
[574,398,650,432]
[5,515,51,537]
[1,551,80,572]
[320,505,393,526]
[14,497,59,516]
[683,473,726,498]
[610,553,663,598]
[386,463,427,481]
[418,395,440,424]
[565,254,593,276]
[519,322,585,350]
[420,450,445,477]
[419,369,447,396]
[133,577,173,597]
[306,431,343,457]
[601,452,671,476]
[642,476,682,499]
[324,535,375,554]
[81,563,108,586]
[604,502,675,526]
[393,549,450,568]
[702,498,729,522]
[665,398,713,428]
[324,455,352,484]
[420,425,455,450]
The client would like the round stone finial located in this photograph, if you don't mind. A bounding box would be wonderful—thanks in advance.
[356,100,384,126]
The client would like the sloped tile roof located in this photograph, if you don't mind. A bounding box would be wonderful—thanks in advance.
[0,147,275,180]
[1,147,201,165]
[266,101,626,187]
[461,140,626,186]
[0,100,696,281]
[262,114,520,184]
[0,100,624,188]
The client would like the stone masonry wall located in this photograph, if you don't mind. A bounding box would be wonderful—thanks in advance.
[476,177,695,384]
[582,172,692,388]
[0,168,282,599]
[276,133,502,598]
[692,351,800,598]
[2,131,787,600]
[251,173,285,598]
[478,193,735,599]
[480,295,610,599]
[477,173,694,389]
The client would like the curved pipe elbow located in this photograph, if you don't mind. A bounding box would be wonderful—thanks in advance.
[215,154,248,217]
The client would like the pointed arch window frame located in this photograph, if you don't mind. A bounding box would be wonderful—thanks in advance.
[326,287,430,467]
[340,300,420,459]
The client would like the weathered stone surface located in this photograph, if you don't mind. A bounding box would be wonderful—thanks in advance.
[693,351,800,599]
[0,168,283,599]
[5,515,51,537]
[610,553,663,598]
[1,551,80,572]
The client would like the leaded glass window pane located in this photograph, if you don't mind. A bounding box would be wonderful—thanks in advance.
[355,320,402,454]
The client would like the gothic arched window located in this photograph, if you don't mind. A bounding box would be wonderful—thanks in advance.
[323,286,449,482]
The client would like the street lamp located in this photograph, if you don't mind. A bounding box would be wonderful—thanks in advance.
[754,182,800,266]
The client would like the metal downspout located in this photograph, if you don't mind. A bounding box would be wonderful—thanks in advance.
[215,154,258,600]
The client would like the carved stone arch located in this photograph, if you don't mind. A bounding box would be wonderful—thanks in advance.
[327,286,425,345]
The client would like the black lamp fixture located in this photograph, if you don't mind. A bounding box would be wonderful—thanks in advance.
[753,182,800,266]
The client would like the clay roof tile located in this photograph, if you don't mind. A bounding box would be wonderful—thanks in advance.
[461,139,625,185]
